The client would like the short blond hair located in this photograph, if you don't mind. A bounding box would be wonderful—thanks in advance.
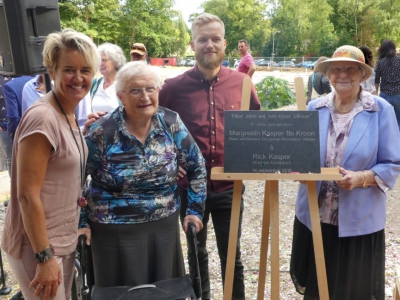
[191,13,225,38]
[43,29,100,74]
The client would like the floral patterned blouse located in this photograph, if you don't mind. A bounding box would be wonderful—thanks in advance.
[79,106,207,227]
[314,90,387,225]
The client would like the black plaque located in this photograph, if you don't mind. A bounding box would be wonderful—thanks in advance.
[224,111,320,173]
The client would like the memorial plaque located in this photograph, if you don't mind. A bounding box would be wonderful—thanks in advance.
[224,111,320,173]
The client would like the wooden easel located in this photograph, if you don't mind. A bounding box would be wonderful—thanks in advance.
[211,77,341,299]
[394,265,400,300]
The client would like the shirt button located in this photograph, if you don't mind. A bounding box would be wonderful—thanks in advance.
[212,146,215,149]
[211,116,215,120]
[210,87,213,90]
[212,131,215,135]
[212,159,215,162]
[211,102,214,105]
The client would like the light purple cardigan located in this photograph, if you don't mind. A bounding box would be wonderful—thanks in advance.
[295,95,400,237]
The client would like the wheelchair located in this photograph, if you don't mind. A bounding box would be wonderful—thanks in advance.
[73,223,202,300]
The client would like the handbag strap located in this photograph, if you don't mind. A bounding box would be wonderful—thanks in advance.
[90,77,103,100]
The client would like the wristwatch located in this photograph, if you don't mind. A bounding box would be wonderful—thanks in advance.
[35,244,55,264]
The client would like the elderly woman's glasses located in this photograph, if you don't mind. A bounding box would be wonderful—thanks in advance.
[329,66,361,75]
[121,86,157,97]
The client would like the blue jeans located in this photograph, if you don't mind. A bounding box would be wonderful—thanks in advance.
[379,92,400,130]
[0,130,12,177]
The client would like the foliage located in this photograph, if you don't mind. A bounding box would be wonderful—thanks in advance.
[58,0,189,59]
[172,12,191,58]
[57,0,400,61]
[201,0,269,56]
[119,0,177,58]
[255,76,296,110]
[59,0,122,44]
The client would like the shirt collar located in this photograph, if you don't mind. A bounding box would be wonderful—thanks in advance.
[315,89,379,112]
[193,64,225,84]
[115,106,165,138]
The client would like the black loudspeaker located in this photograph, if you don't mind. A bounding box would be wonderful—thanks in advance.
[0,0,61,76]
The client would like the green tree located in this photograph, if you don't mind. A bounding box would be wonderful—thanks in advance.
[373,0,400,44]
[267,0,305,56]
[172,12,191,58]
[268,0,336,56]
[58,0,122,44]
[303,0,337,56]
[119,0,177,57]
[201,0,269,56]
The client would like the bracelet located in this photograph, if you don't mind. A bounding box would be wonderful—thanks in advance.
[363,171,368,188]
[35,244,55,264]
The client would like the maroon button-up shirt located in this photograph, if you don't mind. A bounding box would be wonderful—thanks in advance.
[159,65,261,193]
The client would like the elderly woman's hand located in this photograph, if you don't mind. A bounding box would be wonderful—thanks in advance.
[78,227,91,246]
[183,215,203,234]
[82,111,107,135]
[176,166,186,181]
[29,258,62,300]
[336,166,364,190]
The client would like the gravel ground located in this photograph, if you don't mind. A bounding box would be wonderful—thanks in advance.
[0,70,399,299]
[185,178,400,300]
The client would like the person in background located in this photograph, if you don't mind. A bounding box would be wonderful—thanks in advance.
[21,74,90,130]
[159,13,261,300]
[290,45,400,300]
[1,29,99,300]
[130,42,148,61]
[359,45,377,95]
[21,74,47,115]
[375,39,400,129]
[237,39,256,78]
[78,61,206,287]
[0,75,13,177]
[307,56,331,104]
[3,75,34,143]
[90,43,125,113]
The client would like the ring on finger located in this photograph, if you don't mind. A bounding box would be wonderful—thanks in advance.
[37,284,44,289]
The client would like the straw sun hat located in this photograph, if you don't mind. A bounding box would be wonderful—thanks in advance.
[315,45,373,80]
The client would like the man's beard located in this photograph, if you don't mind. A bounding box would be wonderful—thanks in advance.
[195,50,225,70]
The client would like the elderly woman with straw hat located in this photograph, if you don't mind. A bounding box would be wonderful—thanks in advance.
[290,45,400,300]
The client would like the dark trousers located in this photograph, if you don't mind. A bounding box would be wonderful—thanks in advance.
[379,92,400,130]
[179,186,245,300]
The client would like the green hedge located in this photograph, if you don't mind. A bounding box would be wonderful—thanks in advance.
[255,76,296,110]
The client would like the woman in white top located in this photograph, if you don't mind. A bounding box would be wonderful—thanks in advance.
[359,45,377,95]
[91,43,126,113]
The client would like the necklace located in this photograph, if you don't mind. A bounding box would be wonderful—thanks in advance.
[51,90,87,208]
[333,101,355,114]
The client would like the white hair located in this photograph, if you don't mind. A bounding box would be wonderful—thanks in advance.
[115,61,162,92]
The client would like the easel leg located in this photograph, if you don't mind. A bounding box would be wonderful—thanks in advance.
[306,182,329,300]
[257,181,271,299]
[223,180,243,300]
[270,181,280,300]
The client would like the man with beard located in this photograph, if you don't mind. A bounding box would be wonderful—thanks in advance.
[159,13,260,300]
[237,39,256,78]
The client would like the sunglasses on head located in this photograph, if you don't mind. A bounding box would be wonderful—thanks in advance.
[131,46,145,52]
